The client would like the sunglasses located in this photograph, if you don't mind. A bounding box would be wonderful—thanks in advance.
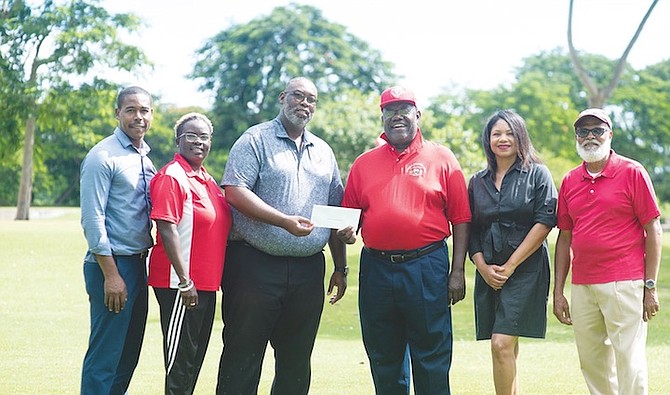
[575,127,609,138]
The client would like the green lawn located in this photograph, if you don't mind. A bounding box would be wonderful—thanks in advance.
[0,207,668,394]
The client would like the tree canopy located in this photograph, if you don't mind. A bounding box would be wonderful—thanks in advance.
[1,0,150,219]
[0,2,668,217]
[190,3,397,150]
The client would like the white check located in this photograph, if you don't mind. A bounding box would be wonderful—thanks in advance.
[310,205,361,229]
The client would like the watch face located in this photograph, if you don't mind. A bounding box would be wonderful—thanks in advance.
[645,279,656,289]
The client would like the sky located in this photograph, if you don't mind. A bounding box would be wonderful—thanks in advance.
[102,0,670,109]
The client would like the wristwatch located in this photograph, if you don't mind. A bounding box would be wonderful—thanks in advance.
[644,279,656,290]
[334,266,349,276]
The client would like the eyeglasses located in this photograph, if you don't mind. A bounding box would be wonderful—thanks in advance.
[179,132,211,143]
[382,105,415,119]
[575,127,609,138]
[286,90,318,105]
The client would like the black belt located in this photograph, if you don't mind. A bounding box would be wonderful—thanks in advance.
[365,241,444,263]
[130,251,149,260]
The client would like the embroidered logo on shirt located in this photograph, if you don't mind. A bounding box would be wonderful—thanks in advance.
[405,163,426,177]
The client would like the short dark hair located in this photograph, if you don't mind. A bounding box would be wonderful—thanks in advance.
[116,86,152,109]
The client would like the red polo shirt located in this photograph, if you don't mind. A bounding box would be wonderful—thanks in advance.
[148,154,232,291]
[342,130,471,250]
[557,150,661,284]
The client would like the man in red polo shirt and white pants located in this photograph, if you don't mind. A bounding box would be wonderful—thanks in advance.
[340,86,471,395]
[553,108,662,395]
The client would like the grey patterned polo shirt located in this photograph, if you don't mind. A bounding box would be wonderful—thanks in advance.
[221,117,343,257]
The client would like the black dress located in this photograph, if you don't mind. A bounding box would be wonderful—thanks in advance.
[468,161,557,340]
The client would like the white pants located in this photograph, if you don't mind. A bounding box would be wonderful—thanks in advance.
[571,281,648,395]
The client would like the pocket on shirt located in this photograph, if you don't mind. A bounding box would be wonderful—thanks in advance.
[498,225,538,272]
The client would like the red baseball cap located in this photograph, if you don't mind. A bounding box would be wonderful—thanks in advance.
[380,86,416,109]
[574,108,612,128]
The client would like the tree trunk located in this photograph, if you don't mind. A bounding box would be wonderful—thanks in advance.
[15,115,36,220]
[567,0,659,108]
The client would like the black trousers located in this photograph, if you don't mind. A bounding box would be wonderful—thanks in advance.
[216,242,325,395]
[154,288,216,395]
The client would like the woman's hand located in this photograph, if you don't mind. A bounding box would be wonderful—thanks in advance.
[476,263,509,291]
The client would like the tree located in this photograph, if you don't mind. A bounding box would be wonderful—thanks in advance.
[613,60,670,201]
[309,89,382,180]
[32,81,117,206]
[190,3,397,151]
[567,0,659,107]
[423,90,486,179]
[30,84,193,207]
[428,49,670,199]
[1,0,149,219]
[512,50,670,199]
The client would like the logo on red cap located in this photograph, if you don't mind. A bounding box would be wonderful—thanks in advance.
[380,86,416,109]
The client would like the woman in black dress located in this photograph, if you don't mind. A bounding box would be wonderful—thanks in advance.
[468,110,558,395]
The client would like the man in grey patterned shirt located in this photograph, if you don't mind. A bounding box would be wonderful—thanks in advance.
[216,77,349,395]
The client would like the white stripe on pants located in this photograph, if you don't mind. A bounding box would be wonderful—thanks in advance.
[571,280,648,395]
[166,291,187,373]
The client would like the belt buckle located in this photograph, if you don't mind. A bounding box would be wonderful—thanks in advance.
[390,254,405,263]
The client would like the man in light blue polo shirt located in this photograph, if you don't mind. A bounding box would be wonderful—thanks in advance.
[80,86,156,395]
[217,77,348,395]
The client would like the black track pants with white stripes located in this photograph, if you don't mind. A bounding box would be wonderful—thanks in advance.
[154,288,217,395]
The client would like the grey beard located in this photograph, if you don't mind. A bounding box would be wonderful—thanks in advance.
[576,138,611,163]
[285,110,311,129]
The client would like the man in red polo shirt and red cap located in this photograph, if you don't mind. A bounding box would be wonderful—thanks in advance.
[553,108,662,395]
[339,86,471,394]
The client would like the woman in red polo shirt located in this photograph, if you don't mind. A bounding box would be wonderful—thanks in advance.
[148,112,232,394]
